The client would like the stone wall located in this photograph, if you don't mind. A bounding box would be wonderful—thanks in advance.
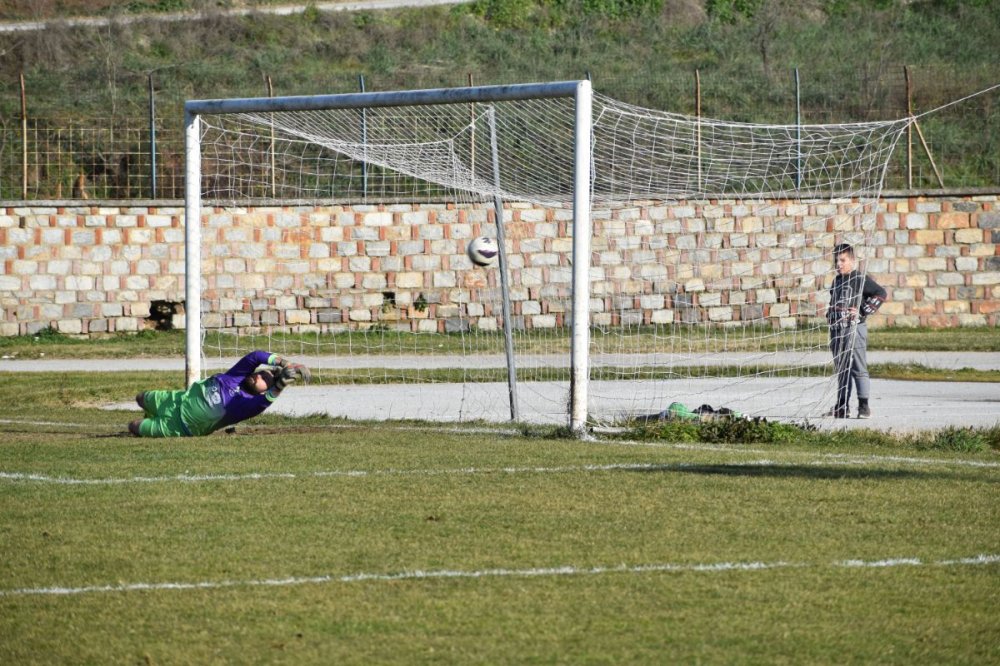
[1,193,998,337]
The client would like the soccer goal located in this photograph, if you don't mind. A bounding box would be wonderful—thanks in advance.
[184,80,909,432]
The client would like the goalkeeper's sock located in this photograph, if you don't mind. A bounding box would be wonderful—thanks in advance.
[666,402,698,421]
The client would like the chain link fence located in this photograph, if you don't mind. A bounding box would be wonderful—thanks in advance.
[0,64,996,200]
[0,119,185,200]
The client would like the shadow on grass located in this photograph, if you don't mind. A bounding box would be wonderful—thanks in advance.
[631,463,996,483]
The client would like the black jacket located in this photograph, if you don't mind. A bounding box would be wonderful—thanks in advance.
[827,270,887,325]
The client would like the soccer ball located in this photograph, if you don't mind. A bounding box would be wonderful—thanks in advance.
[466,236,499,267]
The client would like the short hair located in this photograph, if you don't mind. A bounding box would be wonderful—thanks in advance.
[241,369,275,394]
[834,243,855,258]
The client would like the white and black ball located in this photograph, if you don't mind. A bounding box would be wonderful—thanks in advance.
[466,236,499,267]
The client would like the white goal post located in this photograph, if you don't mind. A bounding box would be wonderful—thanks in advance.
[185,80,596,433]
[184,79,909,432]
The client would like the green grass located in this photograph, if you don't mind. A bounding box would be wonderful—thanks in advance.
[2,325,998,361]
[1,382,998,663]
[621,415,1000,452]
[3,0,1000,193]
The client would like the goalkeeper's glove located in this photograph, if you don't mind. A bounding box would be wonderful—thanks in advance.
[275,365,297,390]
[274,363,311,390]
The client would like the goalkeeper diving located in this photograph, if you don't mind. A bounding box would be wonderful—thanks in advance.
[127,351,311,437]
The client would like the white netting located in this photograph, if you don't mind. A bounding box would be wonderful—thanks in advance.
[194,87,909,425]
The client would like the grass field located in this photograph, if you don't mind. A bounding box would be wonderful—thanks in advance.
[1,376,999,663]
[1,329,998,663]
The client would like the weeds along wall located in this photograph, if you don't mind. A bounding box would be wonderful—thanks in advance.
[1,193,998,337]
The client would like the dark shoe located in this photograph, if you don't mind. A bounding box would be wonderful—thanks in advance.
[858,402,871,419]
[826,406,849,419]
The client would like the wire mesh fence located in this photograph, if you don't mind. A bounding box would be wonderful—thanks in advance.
[0,64,996,201]
[0,119,185,200]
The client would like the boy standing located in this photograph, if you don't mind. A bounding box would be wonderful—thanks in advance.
[827,244,887,419]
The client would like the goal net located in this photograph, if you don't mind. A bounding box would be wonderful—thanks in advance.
[184,81,908,430]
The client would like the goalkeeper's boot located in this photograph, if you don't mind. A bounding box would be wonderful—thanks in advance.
[857,399,871,419]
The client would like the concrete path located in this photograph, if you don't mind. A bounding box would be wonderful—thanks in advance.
[8,351,995,432]
[0,0,469,33]
[4,351,1000,373]
[271,377,1000,431]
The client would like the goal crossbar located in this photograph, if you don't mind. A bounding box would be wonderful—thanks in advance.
[184,80,586,115]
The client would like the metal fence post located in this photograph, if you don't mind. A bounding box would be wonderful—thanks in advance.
[148,72,158,199]
[696,69,702,191]
[794,67,802,189]
[20,72,28,199]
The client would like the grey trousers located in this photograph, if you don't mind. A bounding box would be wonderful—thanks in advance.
[829,321,870,409]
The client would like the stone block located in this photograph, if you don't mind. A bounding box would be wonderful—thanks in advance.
[136,259,160,275]
[954,228,983,244]
[955,257,979,272]
[957,314,988,327]
[125,275,149,291]
[115,317,139,332]
[101,303,124,317]
[0,276,21,291]
[956,286,982,300]
[914,230,944,245]
[316,309,342,325]
[396,272,424,289]
[977,212,1000,229]
[25,322,49,335]
[977,301,1000,315]
[880,301,905,315]
[892,316,920,327]
[285,310,312,325]
[432,272,457,288]
[971,272,1000,285]
[348,257,372,272]
[29,275,57,290]
[411,255,441,271]
[55,319,83,335]
[915,258,946,272]
[933,273,965,287]
[936,212,970,229]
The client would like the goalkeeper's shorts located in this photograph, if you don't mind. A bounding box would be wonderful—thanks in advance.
[137,389,194,438]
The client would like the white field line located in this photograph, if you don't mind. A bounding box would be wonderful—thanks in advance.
[0,418,101,428]
[2,448,998,487]
[2,554,997,598]
[3,443,999,485]
[0,461,786,485]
